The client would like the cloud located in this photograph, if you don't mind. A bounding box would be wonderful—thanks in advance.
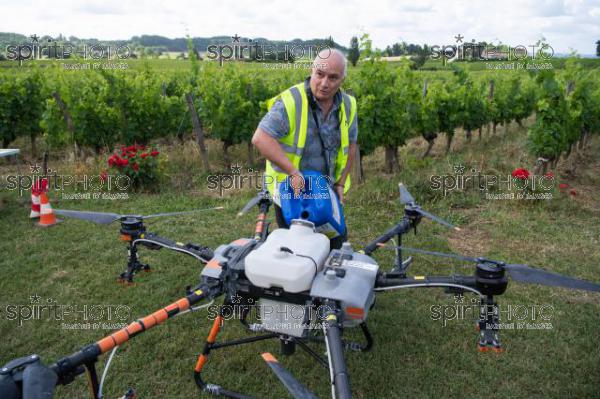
[76,2,128,15]
[399,4,433,13]
[1,0,598,54]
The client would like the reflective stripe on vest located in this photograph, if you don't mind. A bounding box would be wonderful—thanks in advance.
[264,83,356,205]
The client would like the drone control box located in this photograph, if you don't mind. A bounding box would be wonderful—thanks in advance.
[311,247,379,327]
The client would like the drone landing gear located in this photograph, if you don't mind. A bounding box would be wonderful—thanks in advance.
[194,303,352,398]
[117,219,149,285]
[116,217,214,284]
[194,314,278,399]
[118,242,150,285]
[477,295,503,353]
[280,338,296,356]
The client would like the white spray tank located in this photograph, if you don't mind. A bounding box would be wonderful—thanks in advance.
[244,220,330,293]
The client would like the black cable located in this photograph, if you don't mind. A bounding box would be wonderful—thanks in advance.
[306,82,334,178]
[280,247,318,275]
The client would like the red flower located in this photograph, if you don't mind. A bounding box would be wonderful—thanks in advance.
[569,189,577,196]
[141,153,149,158]
[119,158,129,167]
[150,150,160,157]
[545,171,554,179]
[511,168,530,180]
[100,170,108,182]
[559,183,569,190]
[108,154,118,166]
[132,163,139,171]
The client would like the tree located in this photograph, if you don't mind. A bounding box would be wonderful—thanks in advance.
[348,37,360,66]
[410,45,429,70]
[453,66,486,143]
[325,36,335,48]
[187,35,199,86]
[596,40,600,57]
[434,79,461,154]
[562,57,599,156]
[417,80,440,158]
[487,74,510,135]
[527,69,568,172]
[0,68,47,155]
[353,59,417,173]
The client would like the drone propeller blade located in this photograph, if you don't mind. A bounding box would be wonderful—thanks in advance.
[261,353,317,399]
[416,208,461,231]
[384,246,600,293]
[238,193,262,217]
[379,245,479,262]
[143,206,224,220]
[397,183,460,230]
[53,209,121,224]
[398,183,415,204]
[505,264,600,292]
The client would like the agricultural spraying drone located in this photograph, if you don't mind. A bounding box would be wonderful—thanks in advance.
[1,183,599,399]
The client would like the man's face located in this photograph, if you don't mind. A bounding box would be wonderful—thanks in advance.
[310,53,344,102]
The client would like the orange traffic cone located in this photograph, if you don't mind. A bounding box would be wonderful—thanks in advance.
[30,178,48,219]
[36,193,60,227]
[30,190,41,218]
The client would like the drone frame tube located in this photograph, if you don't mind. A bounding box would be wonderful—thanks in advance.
[322,304,352,399]
[49,286,212,395]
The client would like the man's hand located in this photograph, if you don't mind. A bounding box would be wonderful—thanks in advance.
[290,170,305,198]
[334,183,344,204]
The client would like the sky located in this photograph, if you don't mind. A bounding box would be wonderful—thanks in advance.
[1,0,599,55]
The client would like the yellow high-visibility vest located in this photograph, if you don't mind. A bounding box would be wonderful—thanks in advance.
[264,82,357,205]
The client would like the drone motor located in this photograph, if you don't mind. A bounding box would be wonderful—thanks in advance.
[119,218,145,242]
[475,260,509,296]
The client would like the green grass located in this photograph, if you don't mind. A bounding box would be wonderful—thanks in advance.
[1,123,600,398]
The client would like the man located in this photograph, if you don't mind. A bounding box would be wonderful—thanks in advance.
[251,48,358,248]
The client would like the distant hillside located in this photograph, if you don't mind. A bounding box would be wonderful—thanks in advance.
[0,32,347,58]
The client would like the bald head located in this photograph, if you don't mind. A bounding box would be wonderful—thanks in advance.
[310,48,347,103]
[313,48,347,77]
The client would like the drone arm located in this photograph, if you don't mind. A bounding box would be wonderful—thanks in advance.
[362,219,412,256]
[253,198,272,241]
[375,274,479,294]
[49,285,214,387]
[132,234,214,263]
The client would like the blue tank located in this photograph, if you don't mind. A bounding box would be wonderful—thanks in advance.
[279,170,346,238]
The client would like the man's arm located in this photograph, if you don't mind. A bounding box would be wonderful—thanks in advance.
[251,128,297,175]
[333,142,357,203]
[336,143,357,186]
[251,128,304,195]
[334,105,358,202]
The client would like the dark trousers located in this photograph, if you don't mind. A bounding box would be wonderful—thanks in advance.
[273,204,347,250]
